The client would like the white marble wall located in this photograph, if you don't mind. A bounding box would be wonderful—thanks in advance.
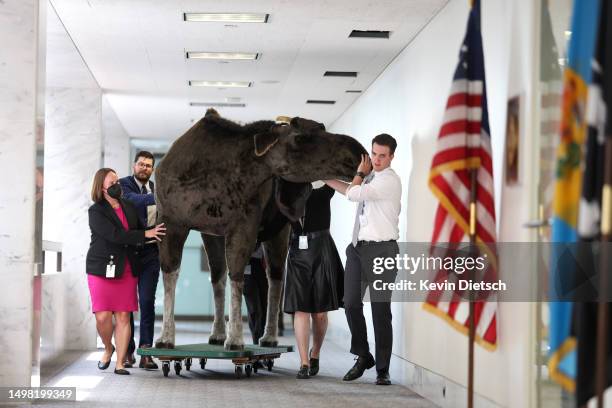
[0,0,41,388]
[40,273,66,360]
[44,87,102,350]
[102,95,130,176]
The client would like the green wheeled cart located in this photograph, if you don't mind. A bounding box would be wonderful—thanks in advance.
[137,344,293,379]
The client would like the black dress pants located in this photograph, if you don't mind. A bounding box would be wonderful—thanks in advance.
[344,241,398,374]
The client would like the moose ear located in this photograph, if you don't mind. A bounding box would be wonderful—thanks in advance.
[254,124,289,156]
[254,131,279,157]
[290,117,325,132]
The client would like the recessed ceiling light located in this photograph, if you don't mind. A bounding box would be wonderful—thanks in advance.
[190,102,246,108]
[346,90,362,93]
[306,100,336,104]
[189,80,252,88]
[183,13,269,23]
[324,71,358,77]
[349,30,391,39]
[186,52,259,60]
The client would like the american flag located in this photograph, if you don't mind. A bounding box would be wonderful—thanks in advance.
[423,0,498,350]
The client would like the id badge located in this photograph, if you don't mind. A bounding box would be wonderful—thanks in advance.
[359,214,368,227]
[299,235,308,250]
[244,264,252,275]
[106,263,116,278]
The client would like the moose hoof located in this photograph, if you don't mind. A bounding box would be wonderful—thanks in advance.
[259,339,278,348]
[224,338,245,351]
[258,335,278,348]
[154,340,175,349]
[208,337,225,346]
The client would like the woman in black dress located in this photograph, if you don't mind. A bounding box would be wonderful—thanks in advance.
[284,181,344,379]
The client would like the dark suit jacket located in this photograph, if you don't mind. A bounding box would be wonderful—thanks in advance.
[119,176,155,227]
[119,175,158,260]
[86,199,145,278]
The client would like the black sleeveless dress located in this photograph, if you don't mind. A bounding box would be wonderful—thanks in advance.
[283,185,344,313]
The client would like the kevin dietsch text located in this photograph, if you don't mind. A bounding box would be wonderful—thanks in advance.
[371,253,507,293]
[373,279,507,292]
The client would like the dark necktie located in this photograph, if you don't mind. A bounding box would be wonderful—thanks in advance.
[141,184,148,194]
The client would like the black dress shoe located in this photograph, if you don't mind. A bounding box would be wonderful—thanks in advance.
[97,346,115,370]
[123,353,136,368]
[343,354,375,381]
[376,372,391,385]
[139,355,159,369]
[297,365,310,379]
[309,350,319,376]
[114,368,130,375]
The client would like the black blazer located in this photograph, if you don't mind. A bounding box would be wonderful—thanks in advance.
[86,199,146,278]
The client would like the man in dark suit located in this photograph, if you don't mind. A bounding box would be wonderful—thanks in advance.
[119,151,160,369]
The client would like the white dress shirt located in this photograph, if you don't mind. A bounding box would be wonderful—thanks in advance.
[347,167,401,242]
[133,176,152,193]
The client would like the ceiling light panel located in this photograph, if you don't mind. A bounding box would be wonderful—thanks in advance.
[189,80,252,88]
[186,52,259,60]
[183,13,269,23]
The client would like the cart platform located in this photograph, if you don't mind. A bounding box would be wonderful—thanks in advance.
[137,343,293,378]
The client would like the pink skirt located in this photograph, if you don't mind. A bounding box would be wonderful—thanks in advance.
[87,261,138,313]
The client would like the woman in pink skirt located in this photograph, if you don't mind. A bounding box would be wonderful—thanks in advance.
[86,168,166,375]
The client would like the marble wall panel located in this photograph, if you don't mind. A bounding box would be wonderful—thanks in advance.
[0,0,40,388]
[44,86,101,350]
[102,95,130,177]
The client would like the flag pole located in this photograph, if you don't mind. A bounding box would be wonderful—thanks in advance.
[596,138,612,407]
[468,167,477,408]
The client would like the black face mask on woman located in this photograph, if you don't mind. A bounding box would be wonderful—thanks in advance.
[107,184,122,199]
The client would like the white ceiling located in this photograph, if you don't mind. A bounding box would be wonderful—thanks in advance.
[49,0,448,140]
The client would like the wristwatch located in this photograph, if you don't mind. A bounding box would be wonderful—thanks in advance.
[356,171,366,179]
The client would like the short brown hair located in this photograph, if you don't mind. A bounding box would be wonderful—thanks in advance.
[134,151,155,166]
[372,133,397,154]
[91,168,116,202]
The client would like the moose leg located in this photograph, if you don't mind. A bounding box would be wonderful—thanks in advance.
[201,233,227,345]
[224,222,260,350]
[154,223,189,349]
[259,224,291,347]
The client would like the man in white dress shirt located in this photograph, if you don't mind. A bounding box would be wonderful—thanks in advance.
[325,133,401,386]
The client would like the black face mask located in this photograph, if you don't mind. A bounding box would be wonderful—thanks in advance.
[107,184,122,199]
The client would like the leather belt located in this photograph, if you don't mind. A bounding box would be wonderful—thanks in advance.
[357,239,396,246]
[292,229,330,240]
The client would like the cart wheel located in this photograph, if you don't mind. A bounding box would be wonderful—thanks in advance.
[266,359,274,371]
[162,361,170,377]
[235,365,243,379]
[185,358,192,371]
[174,361,182,375]
[245,364,252,377]
[200,358,207,370]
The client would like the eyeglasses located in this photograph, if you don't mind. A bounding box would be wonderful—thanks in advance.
[136,162,153,169]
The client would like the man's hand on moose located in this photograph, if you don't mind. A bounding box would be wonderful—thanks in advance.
[357,154,372,176]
